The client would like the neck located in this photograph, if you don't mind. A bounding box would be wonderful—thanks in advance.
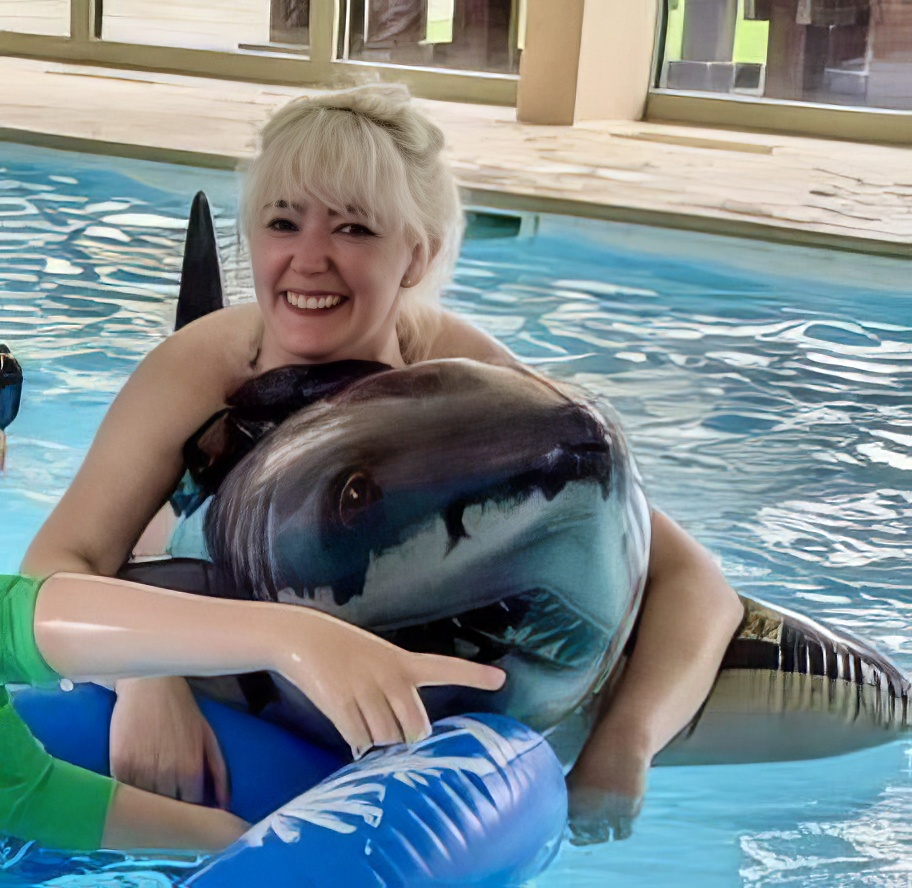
[254,329,406,372]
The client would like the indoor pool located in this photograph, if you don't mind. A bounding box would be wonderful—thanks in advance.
[1,142,910,888]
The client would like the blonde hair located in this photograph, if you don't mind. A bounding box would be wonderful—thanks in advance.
[241,85,463,363]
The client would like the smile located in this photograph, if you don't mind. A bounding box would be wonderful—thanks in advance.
[284,292,345,310]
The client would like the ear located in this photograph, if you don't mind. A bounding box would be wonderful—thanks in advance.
[400,242,431,289]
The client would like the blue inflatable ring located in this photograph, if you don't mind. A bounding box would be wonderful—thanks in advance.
[14,684,567,886]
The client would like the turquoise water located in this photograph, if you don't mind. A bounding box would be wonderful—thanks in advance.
[1,142,911,887]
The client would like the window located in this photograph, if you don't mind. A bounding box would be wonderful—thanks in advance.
[100,0,274,52]
[0,1,519,104]
[338,0,522,74]
[0,0,69,37]
[658,0,912,111]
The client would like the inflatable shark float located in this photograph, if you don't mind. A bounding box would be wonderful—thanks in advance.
[122,355,910,767]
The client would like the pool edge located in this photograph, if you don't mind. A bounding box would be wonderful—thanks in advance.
[1,125,908,261]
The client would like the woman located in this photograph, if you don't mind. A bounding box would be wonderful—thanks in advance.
[1,570,503,850]
[22,85,743,843]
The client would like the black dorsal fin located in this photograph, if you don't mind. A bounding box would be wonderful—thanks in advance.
[176,191,225,330]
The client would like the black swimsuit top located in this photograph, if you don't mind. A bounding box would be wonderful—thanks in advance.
[175,360,392,515]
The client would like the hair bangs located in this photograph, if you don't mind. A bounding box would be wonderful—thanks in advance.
[244,107,419,241]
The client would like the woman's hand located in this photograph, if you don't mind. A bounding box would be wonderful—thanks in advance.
[566,733,648,844]
[272,608,506,758]
[110,676,229,807]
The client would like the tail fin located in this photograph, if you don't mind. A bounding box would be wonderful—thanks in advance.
[176,191,225,330]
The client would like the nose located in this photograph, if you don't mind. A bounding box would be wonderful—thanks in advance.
[289,222,331,276]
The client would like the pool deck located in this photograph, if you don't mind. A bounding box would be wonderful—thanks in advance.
[0,55,909,258]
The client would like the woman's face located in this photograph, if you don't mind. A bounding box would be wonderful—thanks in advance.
[250,195,425,369]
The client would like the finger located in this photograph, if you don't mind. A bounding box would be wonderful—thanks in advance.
[109,754,131,786]
[411,654,507,691]
[326,698,373,759]
[174,756,205,805]
[203,723,231,809]
[613,816,634,841]
[357,691,407,748]
[152,767,179,801]
[388,684,432,745]
[568,819,612,846]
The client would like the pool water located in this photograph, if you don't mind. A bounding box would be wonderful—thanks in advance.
[1,143,910,887]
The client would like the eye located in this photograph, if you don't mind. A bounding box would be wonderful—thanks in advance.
[338,471,383,528]
[266,217,297,232]
[337,222,376,237]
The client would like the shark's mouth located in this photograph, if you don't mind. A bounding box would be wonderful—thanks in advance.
[438,441,613,551]
[378,588,609,671]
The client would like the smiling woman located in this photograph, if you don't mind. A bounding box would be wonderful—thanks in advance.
[20,82,747,850]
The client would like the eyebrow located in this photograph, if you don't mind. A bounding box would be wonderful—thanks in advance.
[266,199,370,218]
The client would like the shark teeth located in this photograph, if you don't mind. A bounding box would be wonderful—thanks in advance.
[285,292,344,310]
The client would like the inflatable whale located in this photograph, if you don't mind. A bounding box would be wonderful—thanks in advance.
[211,359,651,734]
[123,356,652,752]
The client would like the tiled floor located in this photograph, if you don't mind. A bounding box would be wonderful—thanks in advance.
[0,55,909,256]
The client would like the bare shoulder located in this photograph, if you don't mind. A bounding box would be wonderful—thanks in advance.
[104,302,263,453]
[141,303,262,403]
[428,310,519,366]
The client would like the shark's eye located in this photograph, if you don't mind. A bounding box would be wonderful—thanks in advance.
[338,471,383,528]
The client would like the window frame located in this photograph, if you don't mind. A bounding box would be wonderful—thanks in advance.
[0,0,518,106]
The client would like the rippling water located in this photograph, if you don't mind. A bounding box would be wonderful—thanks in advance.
[1,143,910,887]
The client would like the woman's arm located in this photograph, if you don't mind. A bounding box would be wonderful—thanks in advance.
[566,511,744,843]
[22,308,254,579]
[102,783,247,851]
[21,306,260,805]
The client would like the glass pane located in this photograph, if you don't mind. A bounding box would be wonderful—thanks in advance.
[659,0,912,111]
[270,0,309,46]
[101,0,305,53]
[0,0,69,37]
[340,0,521,74]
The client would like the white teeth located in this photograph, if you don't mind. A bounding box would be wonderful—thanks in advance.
[285,292,342,310]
